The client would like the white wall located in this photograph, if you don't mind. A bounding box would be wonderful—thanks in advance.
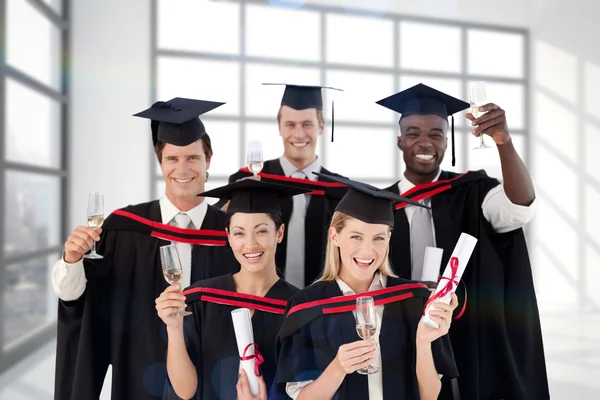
[69,0,152,229]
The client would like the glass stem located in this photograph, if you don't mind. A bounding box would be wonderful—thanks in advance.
[92,240,96,255]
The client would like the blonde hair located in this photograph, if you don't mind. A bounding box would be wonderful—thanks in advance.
[319,211,397,282]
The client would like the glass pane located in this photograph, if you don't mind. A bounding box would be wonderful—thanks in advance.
[326,14,394,68]
[203,120,241,176]
[5,78,62,168]
[400,22,462,73]
[246,122,288,162]
[399,76,465,127]
[325,127,396,179]
[4,172,61,258]
[245,64,320,117]
[325,70,395,123]
[6,0,62,90]
[158,0,240,55]
[468,81,525,130]
[468,29,524,78]
[467,132,527,180]
[4,254,58,350]
[157,57,240,116]
[246,4,320,61]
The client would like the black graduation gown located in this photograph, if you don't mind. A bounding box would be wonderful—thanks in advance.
[214,159,347,286]
[386,170,549,400]
[54,201,240,400]
[163,274,299,400]
[271,278,458,400]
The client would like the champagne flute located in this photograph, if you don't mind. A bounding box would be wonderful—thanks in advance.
[84,192,104,259]
[470,81,492,150]
[247,140,264,177]
[160,244,192,317]
[355,296,380,375]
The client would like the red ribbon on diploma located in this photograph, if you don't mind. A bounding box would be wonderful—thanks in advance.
[424,256,460,315]
[241,343,264,377]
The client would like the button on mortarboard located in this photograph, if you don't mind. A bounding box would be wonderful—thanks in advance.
[133,97,225,147]
[375,83,469,166]
[197,179,312,217]
[312,172,428,227]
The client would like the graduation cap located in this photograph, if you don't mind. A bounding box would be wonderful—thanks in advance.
[197,179,311,217]
[133,97,225,147]
[313,172,428,227]
[263,83,342,142]
[376,83,469,167]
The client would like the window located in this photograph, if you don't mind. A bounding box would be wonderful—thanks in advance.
[153,0,529,194]
[0,0,68,371]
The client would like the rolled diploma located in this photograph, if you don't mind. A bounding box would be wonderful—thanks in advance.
[421,246,444,282]
[423,233,477,329]
[231,308,259,396]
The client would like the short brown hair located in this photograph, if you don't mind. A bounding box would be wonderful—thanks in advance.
[154,134,214,163]
[276,106,324,126]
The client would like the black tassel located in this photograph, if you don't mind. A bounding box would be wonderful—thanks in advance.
[451,115,456,167]
[331,100,335,142]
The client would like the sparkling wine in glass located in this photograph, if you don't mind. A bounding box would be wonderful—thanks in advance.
[84,192,104,259]
[247,140,264,177]
[355,296,380,375]
[470,81,491,150]
[160,244,192,317]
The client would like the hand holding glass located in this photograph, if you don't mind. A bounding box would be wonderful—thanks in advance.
[160,244,192,317]
[84,192,104,259]
[247,141,264,177]
[470,81,491,150]
[355,296,380,374]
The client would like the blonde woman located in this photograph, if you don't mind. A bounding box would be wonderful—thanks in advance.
[271,173,458,400]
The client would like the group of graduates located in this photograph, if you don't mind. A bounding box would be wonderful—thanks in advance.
[51,82,549,400]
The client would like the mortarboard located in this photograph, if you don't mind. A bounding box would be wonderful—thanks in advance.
[133,97,225,147]
[262,83,342,142]
[197,179,311,217]
[375,83,469,167]
[312,172,428,227]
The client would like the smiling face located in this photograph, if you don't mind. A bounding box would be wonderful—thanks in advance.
[278,105,324,167]
[398,114,448,182]
[329,216,391,284]
[159,139,211,209]
[226,212,284,274]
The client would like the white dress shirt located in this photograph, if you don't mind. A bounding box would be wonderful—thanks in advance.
[399,170,537,244]
[286,273,386,400]
[278,155,321,288]
[51,197,208,301]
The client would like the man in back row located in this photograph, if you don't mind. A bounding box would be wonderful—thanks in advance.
[377,83,549,399]
[217,84,346,288]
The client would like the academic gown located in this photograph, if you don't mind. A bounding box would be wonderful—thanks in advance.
[386,170,549,400]
[271,278,458,400]
[163,274,299,400]
[54,201,240,400]
[214,159,347,286]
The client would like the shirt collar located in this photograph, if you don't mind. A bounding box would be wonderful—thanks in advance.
[279,155,321,181]
[336,272,387,296]
[399,168,443,195]
[159,195,208,229]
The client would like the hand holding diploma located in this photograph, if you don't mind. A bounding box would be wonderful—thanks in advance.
[232,308,262,396]
[422,233,477,329]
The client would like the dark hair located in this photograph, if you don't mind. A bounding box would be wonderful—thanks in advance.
[154,133,214,164]
[224,212,284,278]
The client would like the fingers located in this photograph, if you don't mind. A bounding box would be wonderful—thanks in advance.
[428,315,450,333]
[476,103,500,113]
[473,116,506,136]
[236,369,251,399]
[258,375,267,394]
[449,293,459,309]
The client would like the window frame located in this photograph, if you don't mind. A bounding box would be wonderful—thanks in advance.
[150,0,529,194]
[0,0,70,373]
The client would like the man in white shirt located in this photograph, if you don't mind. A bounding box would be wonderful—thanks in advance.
[376,84,549,400]
[53,98,238,400]
[216,84,346,289]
